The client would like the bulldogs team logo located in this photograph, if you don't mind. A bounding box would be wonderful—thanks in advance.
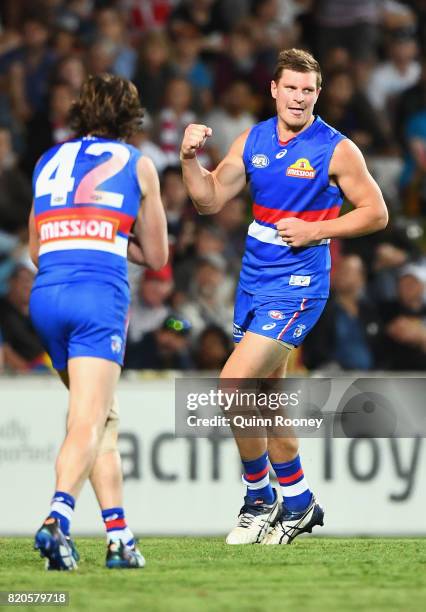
[293,324,306,339]
[111,335,123,354]
[268,310,285,320]
[251,154,269,168]
[286,158,316,179]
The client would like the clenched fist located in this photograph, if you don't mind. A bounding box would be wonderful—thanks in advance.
[276,217,321,247]
[180,124,212,160]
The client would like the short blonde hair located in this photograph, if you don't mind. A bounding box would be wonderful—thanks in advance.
[273,48,322,88]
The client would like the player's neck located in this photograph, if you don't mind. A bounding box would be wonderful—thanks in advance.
[277,114,315,144]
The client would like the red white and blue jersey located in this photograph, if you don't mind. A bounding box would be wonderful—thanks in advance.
[241,115,345,298]
[32,136,142,291]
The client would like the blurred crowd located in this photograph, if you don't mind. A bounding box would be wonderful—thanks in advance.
[0,0,426,374]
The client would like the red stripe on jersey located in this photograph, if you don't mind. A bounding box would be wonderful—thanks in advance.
[106,518,127,530]
[245,465,269,481]
[253,203,340,224]
[35,207,134,235]
[277,467,304,484]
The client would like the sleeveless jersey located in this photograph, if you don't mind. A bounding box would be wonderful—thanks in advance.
[32,136,142,291]
[241,115,345,298]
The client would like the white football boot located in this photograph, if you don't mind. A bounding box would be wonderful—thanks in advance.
[262,495,324,545]
[226,490,279,545]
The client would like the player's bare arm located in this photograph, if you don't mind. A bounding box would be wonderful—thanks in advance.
[180,125,248,214]
[276,139,388,247]
[28,204,39,268]
[133,155,168,270]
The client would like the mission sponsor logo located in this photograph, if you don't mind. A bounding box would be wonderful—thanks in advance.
[286,158,316,179]
[39,216,118,243]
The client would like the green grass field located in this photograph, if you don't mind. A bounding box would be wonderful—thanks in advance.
[1,538,425,612]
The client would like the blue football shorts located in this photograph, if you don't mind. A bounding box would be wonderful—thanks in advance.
[233,285,327,347]
[29,281,129,370]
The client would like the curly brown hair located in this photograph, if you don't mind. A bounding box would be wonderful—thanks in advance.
[69,74,144,140]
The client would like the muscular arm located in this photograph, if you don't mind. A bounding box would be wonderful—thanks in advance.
[316,139,388,239]
[180,125,248,215]
[133,156,168,270]
[277,139,388,246]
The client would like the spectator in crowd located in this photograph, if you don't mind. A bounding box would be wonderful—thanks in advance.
[213,25,270,100]
[85,37,115,76]
[303,255,382,370]
[178,254,234,340]
[160,165,192,244]
[0,125,32,235]
[205,79,255,161]
[7,15,56,123]
[134,30,174,116]
[156,76,210,167]
[174,223,229,292]
[316,68,391,155]
[379,264,426,370]
[94,6,137,80]
[399,97,426,216]
[124,313,193,370]
[54,54,87,95]
[23,80,75,175]
[194,324,233,370]
[129,113,169,175]
[127,264,174,350]
[0,264,50,372]
[366,28,421,114]
[314,0,380,81]
[169,0,226,40]
[170,24,213,109]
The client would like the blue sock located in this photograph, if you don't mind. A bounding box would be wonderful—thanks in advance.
[271,454,312,513]
[242,451,275,504]
[49,490,75,536]
[102,507,135,548]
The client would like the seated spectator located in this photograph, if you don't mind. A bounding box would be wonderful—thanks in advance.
[6,14,56,124]
[94,6,137,80]
[22,80,75,175]
[129,113,168,175]
[394,56,426,147]
[378,264,426,370]
[366,28,421,114]
[156,77,210,167]
[0,125,32,235]
[213,25,270,99]
[174,224,230,292]
[303,255,382,370]
[194,324,233,370]
[124,313,193,370]
[315,0,380,83]
[399,105,426,216]
[160,165,193,245]
[178,254,234,340]
[0,264,50,372]
[316,68,391,154]
[170,24,213,109]
[127,264,173,347]
[54,54,87,96]
[205,79,255,161]
[134,30,174,116]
